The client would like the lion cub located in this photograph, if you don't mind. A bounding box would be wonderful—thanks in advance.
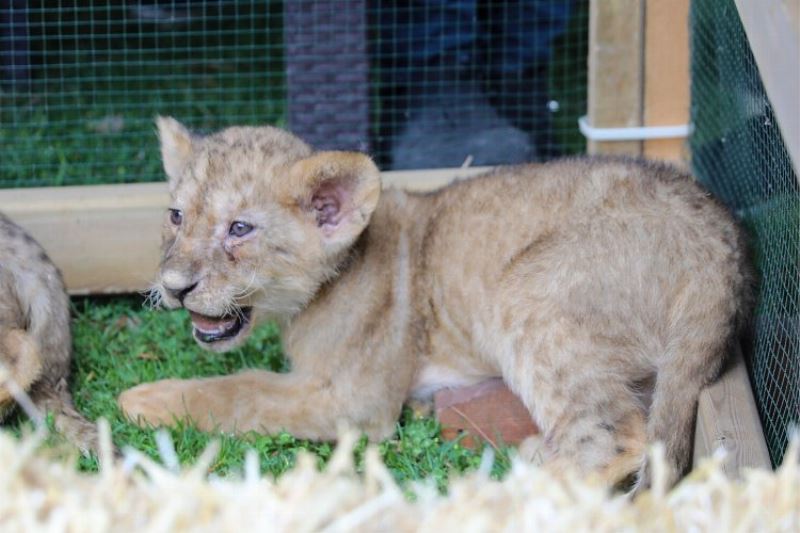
[119,117,751,489]
[0,214,98,453]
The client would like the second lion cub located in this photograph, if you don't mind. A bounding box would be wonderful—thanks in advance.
[0,213,99,453]
[119,118,751,489]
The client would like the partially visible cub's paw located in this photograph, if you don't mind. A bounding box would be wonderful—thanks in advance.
[118,380,189,428]
[518,434,551,467]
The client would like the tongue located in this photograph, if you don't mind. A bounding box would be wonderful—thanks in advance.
[189,311,237,333]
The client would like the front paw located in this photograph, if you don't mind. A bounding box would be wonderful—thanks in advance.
[118,380,190,428]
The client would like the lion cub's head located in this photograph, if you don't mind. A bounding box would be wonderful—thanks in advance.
[153,117,381,351]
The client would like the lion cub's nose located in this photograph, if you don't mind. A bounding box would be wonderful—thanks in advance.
[162,270,199,303]
[166,281,198,304]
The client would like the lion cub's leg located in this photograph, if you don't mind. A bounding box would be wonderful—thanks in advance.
[499,321,647,486]
[0,328,42,415]
[119,369,402,440]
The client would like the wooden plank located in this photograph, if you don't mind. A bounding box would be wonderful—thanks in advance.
[642,0,691,165]
[587,0,645,156]
[435,378,539,449]
[694,343,772,475]
[383,166,492,192]
[0,167,491,294]
[0,183,166,295]
[734,0,800,178]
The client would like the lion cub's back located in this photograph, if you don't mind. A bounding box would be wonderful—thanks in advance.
[414,156,747,323]
[433,156,729,226]
[426,156,739,261]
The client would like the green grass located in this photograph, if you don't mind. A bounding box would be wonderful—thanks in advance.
[11,296,509,490]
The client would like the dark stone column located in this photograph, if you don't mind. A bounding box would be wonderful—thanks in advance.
[284,0,370,153]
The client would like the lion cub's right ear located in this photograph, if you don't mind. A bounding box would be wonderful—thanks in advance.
[156,116,194,183]
[284,151,381,255]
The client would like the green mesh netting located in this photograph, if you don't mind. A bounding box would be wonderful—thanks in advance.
[0,1,587,187]
[691,0,800,466]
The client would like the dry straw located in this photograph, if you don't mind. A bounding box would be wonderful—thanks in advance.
[0,418,797,532]
[0,368,798,531]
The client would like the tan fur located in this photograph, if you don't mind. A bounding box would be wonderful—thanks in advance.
[120,118,752,489]
[0,213,99,454]
[0,330,41,411]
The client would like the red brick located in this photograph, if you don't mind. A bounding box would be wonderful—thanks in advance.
[435,378,539,449]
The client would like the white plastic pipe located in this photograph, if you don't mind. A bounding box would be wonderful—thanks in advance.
[578,115,693,141]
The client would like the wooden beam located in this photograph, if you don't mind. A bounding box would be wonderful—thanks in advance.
[694,343,772,475]
[0,167,491,294]
[733,0,800,178]
[587,0,645,156]
[383,166,491,193]
[642,0,691,165]
[2,183,166,295]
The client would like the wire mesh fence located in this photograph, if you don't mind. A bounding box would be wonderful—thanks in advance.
[1,1,285,188]
[0,0,588,188]
[367,0,587,169]
[690,0,800,466]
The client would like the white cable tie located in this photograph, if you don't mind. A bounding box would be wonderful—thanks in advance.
[578,115,693,141]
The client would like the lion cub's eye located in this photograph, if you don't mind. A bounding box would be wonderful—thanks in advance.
[168,209,183,226]
[229,221,254,237]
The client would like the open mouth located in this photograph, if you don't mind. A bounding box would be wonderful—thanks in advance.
[189,307,252,343]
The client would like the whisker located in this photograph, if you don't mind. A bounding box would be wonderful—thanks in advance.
[234,299,244,317]
[141,284,164,310]
[233,271,260,300]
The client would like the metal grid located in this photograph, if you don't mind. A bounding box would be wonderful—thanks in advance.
[1,1,587,187]
[690,0,800,466]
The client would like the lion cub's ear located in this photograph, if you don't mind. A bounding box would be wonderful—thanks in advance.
[156,116,194,183]
[287,151,381,251]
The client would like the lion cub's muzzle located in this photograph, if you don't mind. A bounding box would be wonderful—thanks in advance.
[189,307,253,344]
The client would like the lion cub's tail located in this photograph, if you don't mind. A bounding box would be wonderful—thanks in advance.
[13,250,102,455]
[1,329,100,454]
[31,376,101,456]
[637,298,753,492]
[637,368,704,491]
